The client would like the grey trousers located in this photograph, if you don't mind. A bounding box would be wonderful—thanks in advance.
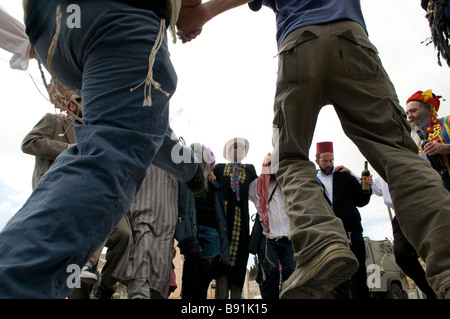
[215,276,243,299]
[273,20,450,297]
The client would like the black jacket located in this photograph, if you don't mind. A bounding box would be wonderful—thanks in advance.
[320,170,371,233]
[176,180,230,264]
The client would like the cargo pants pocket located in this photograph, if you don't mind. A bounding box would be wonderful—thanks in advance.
[277,30,318,84]
[338,29,384,80]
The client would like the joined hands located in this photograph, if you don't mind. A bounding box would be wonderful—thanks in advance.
[177,0,206,43]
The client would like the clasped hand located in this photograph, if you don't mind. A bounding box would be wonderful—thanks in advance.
[176,0,205,43]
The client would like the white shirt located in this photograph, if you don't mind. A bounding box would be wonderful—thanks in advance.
[316,168,362,205]
[317,169,334,205]
[0,5,33,70]
[249,179,290,238]
[371,176,394,209]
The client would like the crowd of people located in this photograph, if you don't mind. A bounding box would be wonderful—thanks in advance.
[1,0,450,300]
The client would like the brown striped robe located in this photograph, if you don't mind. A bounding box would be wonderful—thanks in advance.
[113,164,178,298]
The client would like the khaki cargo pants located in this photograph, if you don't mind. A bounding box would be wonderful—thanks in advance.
[272,20,450,297]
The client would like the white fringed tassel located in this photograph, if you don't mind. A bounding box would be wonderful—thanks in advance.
[130,18,170,107]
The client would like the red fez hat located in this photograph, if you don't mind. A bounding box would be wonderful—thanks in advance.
[316,141,333,154]
[406,89,442,112]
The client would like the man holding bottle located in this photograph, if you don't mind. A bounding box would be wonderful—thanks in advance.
[386,89,450,300]
[176,0,450,299]
[406,89,450,190]
[315,142,372,299]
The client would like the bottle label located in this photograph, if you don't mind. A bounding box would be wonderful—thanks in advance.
[362,176,370,190]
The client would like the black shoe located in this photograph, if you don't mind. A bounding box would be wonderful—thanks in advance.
[95,286,114,299]
[186,143,209,197]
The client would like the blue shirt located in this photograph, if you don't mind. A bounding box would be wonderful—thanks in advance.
[25,0,168,44]
[262,0,367,49]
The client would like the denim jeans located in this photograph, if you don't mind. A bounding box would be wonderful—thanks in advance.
[256,236,295,299]
[0,1,193,298]
[181,243,213,300]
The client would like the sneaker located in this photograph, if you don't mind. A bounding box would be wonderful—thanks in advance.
[280,244,359,299]
[80,265,98,284]
[186,143,209,197]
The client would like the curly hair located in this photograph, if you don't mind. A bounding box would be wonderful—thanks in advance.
[428,0,450,67]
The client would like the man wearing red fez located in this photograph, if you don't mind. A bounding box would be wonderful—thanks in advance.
[177,0,450,299]
[406,89,450,190]
[315,142,372,299]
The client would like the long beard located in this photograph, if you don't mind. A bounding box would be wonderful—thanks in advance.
[409,113,431,146]
[410,113,431,131]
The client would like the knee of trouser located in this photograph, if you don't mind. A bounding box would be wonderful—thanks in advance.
[106,222,131,247]
[256,259,279,284]
[116,222,131,240]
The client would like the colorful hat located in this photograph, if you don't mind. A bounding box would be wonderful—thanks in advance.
[407,90,445,142]
[406,89,442,112]
[316,141,334,154]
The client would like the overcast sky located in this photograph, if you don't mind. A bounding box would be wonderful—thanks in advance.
[1,1,449,242]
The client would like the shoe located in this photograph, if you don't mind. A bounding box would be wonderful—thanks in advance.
[280,244,359,299]
[438,287,450,299]
[95,286,114,299]
[186,143,209,197]
[80,265,98,284]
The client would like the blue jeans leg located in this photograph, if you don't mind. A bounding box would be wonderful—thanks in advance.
[278,237,296,283]
[152,126,198,182]
[256,236,295,299]
[0,1,179,298]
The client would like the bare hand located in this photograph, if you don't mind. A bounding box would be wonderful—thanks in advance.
[29,45,37,59]
[176,0,249,43]
[177,1,206,43]
[208,170,216,181]
[182,0,202,6]
[335,165,351,173]
[365,175,373,187]
[423,141,450,156]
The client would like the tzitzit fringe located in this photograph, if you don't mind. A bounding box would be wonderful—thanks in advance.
[41,4,172,116]
[130,18,170,106]
[39,4,83,123]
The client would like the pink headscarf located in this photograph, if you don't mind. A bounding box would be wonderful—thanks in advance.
[256,153,272,233]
